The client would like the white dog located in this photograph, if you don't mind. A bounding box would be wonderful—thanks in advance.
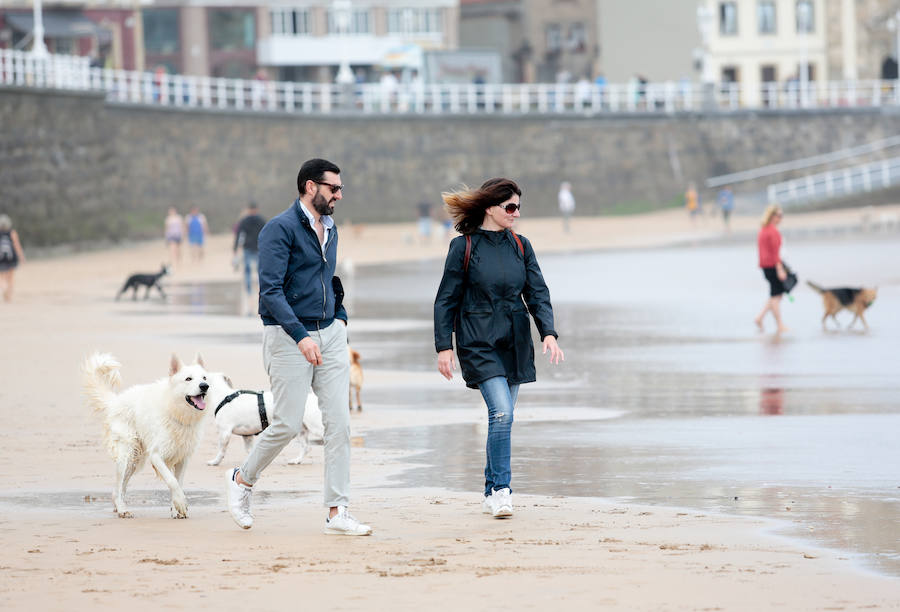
[82,352,211,519]
[204,372,324,467]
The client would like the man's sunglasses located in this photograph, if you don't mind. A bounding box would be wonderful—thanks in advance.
[500,202,521,214]
[314,180,344,193]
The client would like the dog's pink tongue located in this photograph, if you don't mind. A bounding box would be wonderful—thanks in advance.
[193,396,207,410]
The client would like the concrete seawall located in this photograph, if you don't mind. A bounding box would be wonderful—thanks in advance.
[4,85,900,246]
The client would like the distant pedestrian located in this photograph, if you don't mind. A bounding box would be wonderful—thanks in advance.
[718,186,735,231]
[0,214,25,302]
[416,201,432,243]
[164,207,184,265]
[754,205,789,335]
[685,183,700,221]
[186,206,208,261]
[233,202,266,314]
[558,181,576,232]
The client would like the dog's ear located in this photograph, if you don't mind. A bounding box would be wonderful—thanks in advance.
[194,353,205,368]
[170,354,184,376]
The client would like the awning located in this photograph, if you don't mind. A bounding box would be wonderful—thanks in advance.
[4,11,109,41]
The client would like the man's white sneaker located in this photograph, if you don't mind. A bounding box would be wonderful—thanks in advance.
[324,506,372,536]
[491,488,513,518]
[226,468,253,529]
[482,494,494,514]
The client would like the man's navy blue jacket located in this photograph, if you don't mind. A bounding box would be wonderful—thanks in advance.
[258,199,347,342]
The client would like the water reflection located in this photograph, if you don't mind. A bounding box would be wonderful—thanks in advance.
[151,236,900,576]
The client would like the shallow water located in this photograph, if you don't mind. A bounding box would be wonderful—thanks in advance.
[157,236,900,575]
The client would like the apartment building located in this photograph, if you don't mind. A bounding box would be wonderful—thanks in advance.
[0,0,459,82]
[459,0,597,83]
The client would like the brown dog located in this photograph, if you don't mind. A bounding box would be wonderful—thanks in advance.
[349,346,363,411]
[807,281,877,331]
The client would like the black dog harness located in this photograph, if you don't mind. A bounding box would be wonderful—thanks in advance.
[214,390,269,433]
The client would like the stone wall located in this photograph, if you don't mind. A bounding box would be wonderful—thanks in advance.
[4,85,900,247]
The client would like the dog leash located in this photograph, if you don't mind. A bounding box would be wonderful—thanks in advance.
[214,390,269,432]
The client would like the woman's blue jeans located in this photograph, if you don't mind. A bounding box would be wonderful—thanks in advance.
[478,376,519,497]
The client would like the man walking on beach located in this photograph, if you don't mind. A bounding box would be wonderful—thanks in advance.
[233,201,266,315]
[226,158,371,535]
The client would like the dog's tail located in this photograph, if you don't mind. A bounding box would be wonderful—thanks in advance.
[350,348,361,365]
[806,280,825,294]
[82,352,122,413]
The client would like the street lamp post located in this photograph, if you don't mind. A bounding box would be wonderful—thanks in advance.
[31,0,49,57]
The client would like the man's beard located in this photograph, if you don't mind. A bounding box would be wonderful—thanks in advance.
[312,189,335,216]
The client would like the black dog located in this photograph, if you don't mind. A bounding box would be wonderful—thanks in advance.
[116,264,169,301]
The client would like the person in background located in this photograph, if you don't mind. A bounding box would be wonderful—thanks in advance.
[186,206,208,262]
[164,207,184,266]
[416,200,432,243]
[233,201,267,315]
[718,185,735,231]
[0,214,25,302]
[685,182,700,222]
[754,204,789,334]
[558,181,576,232]
[434,178,564,519]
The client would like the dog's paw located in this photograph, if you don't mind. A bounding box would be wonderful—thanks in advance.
[287,456,305,465]
[207,458,221,466]
[170,505,188,519]
[117,510,134,519]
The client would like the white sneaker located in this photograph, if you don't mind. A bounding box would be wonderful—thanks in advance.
[324,506,372,536]
[226,468,253,529]
[482,494,494,514]
[491,488,513,518]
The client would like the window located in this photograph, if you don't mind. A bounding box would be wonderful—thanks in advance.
[209,9,255,51]
[796,0,814,33]
[545,24,562,53]
[270,8,311,36]
[797,62,815,80]
[567,23,586,53]
[719,2,737,35]
[721,66,738,82]
[327,8,371,35]
[761,64,777,82]
[386,8,443,35]
[143,9,179,54]
[757,1,776,34]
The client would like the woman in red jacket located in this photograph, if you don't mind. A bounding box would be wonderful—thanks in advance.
[754,205,788,334]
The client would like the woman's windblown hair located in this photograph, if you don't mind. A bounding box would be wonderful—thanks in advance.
[442,178,522,235]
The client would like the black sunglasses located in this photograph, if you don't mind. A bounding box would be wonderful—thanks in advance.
[500,202,521,214]
[314,180,344,193]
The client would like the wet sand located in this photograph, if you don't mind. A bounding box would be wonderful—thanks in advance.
[1,206,898,610]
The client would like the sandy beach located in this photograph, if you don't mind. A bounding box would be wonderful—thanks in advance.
[1,205,898,610]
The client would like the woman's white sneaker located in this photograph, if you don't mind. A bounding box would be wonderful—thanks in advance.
[324,506,372,536]
[482,494,494,514]
[491,488,513,518]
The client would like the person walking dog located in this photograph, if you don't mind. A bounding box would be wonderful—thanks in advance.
[225,158,371,535]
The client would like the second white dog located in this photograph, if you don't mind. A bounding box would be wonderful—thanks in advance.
[205,372,324,466]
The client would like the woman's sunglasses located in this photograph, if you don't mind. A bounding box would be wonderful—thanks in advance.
[500,202,521,214]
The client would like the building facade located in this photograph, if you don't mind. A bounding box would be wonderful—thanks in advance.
[459,0,597,83]
[0,0,459,82]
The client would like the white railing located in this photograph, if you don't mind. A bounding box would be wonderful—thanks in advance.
[5,48,900,116]
[767,156,900,206]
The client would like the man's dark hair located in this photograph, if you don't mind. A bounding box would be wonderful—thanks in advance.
[297,158,341,196]
[248,201,259,210]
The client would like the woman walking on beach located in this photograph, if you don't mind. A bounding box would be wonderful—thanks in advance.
[0,214,25,302]
[754,204,789,334]
[434,178,564,518]
[164,207,184,265]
